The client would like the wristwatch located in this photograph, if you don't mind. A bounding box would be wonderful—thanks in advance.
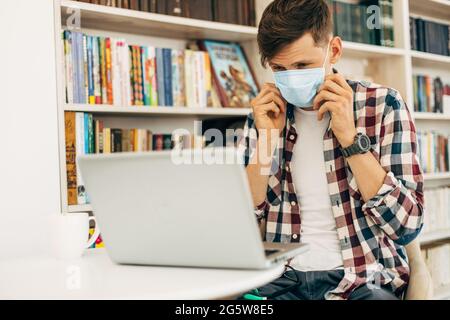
[341,133,371,158]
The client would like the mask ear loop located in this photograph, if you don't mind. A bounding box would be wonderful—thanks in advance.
[322,42,331,71]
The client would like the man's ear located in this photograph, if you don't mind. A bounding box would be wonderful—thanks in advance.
[329,36,343,65]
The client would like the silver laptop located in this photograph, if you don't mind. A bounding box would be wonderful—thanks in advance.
[78,148,308,269]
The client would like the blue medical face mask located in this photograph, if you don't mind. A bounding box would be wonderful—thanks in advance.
[274,44,331,108]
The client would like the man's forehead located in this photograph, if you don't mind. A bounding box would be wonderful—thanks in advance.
[269,36,323,65]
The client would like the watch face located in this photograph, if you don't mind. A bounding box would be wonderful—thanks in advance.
[358,134,371,151]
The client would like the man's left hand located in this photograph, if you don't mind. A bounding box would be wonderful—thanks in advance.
[313,74,357,148]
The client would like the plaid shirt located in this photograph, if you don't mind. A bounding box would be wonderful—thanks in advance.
[238,79,425,300]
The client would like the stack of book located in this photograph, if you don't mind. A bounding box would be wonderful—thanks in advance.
[413,75,450,114]
[75,0,257,26]
[422,187,450,235]
[63,31,216,108]
[410,17,450,56]
[327,0,394,47]
[63,31,259,108]
[421,245,450,293]
[64,111,204,205]
[417,131,449,174]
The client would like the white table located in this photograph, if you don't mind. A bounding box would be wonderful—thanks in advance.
[0,249,285,300]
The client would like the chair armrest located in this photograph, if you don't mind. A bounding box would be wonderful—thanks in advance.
[405,239,434,300]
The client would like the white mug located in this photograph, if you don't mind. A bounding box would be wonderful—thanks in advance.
[51,212,100,260]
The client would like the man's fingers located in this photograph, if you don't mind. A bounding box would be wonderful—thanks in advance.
[317,102,339,121]
[318,79,347,96]
[257,102,280,118]
[325,73,352,92]
[253,84,287,114]
[313,90,342,110]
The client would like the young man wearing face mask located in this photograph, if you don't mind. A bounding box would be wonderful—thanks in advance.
[239,0,424,300]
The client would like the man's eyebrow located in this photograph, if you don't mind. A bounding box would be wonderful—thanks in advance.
[291,60,315,66]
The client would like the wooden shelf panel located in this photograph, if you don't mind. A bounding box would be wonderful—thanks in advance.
[409,0,450,22]
[65,104,252,118]
[411,51,450,69]
[68,204,93,213]
[343,41,406,59]
[420,230,450,246]
[424,172,450,181]
[414,112,450,121]
[60,0,258,41]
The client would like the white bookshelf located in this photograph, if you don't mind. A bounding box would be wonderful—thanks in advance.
[65,104,252,118]
[54,0,450,254]
[424,172,450,181]
[414,112,450,121]
[60,0,258,41]
[420,230,450,246]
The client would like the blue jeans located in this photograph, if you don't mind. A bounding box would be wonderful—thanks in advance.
[253,270,399,300]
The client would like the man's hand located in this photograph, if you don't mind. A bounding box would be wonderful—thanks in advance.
[313,74,357,148]
[251,83,287,133]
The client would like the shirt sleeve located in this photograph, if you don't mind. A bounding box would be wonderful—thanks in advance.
[362,90,425,246]
[237,113,268,221]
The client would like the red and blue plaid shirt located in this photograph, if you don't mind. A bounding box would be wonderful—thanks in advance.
[238,79,425,300]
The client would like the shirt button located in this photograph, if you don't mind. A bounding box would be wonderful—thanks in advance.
[292,234,298,240]
[291,201,296,206]
[290,135,295,141]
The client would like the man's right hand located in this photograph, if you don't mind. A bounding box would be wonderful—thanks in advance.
[251,83,287,132]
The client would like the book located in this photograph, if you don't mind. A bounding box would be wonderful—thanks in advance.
[64,112,78,206]
[199,40,258,108]
[417,130,450,174]
[73,0,256,25]
[410,17,450,56]
[63,31,74,104]
[75,113,87,205]
[172,49,186,107]
[413,74,450,114]
[186,0,213,21]
[163,48,173,106]
[156,47,166,106]
[93,36,102,104]
[63,30,255,109]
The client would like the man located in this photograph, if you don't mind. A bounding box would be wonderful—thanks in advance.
[239,0,424,300]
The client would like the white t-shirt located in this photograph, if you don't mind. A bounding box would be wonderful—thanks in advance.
[289,108,344,271]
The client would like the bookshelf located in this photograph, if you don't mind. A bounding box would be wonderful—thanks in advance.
[60,0,258,41]
[65,104,252,118]
[420,230,450,247]
[54,0,450,290]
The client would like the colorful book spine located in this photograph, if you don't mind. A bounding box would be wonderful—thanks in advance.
[75,112,87,205]
[63,31,74,104]
[64,112,77,205]
[148,46,158,106]
[76,32,86,104]
[142,47,150,106]
[172,49,186,107]
[87,36,95,104]
[82,35,89,102]
[156,47,166,106]
[93,37,102,104]
[105,38,113,105]
[99,37,108,104]
[163,48,173,106]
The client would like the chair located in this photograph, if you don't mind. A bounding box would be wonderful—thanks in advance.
[404,239,434,300]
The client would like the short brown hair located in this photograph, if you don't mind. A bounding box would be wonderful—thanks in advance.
[257,0,333,66]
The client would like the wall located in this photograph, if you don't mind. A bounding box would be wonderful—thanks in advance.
[0,0,61,258]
